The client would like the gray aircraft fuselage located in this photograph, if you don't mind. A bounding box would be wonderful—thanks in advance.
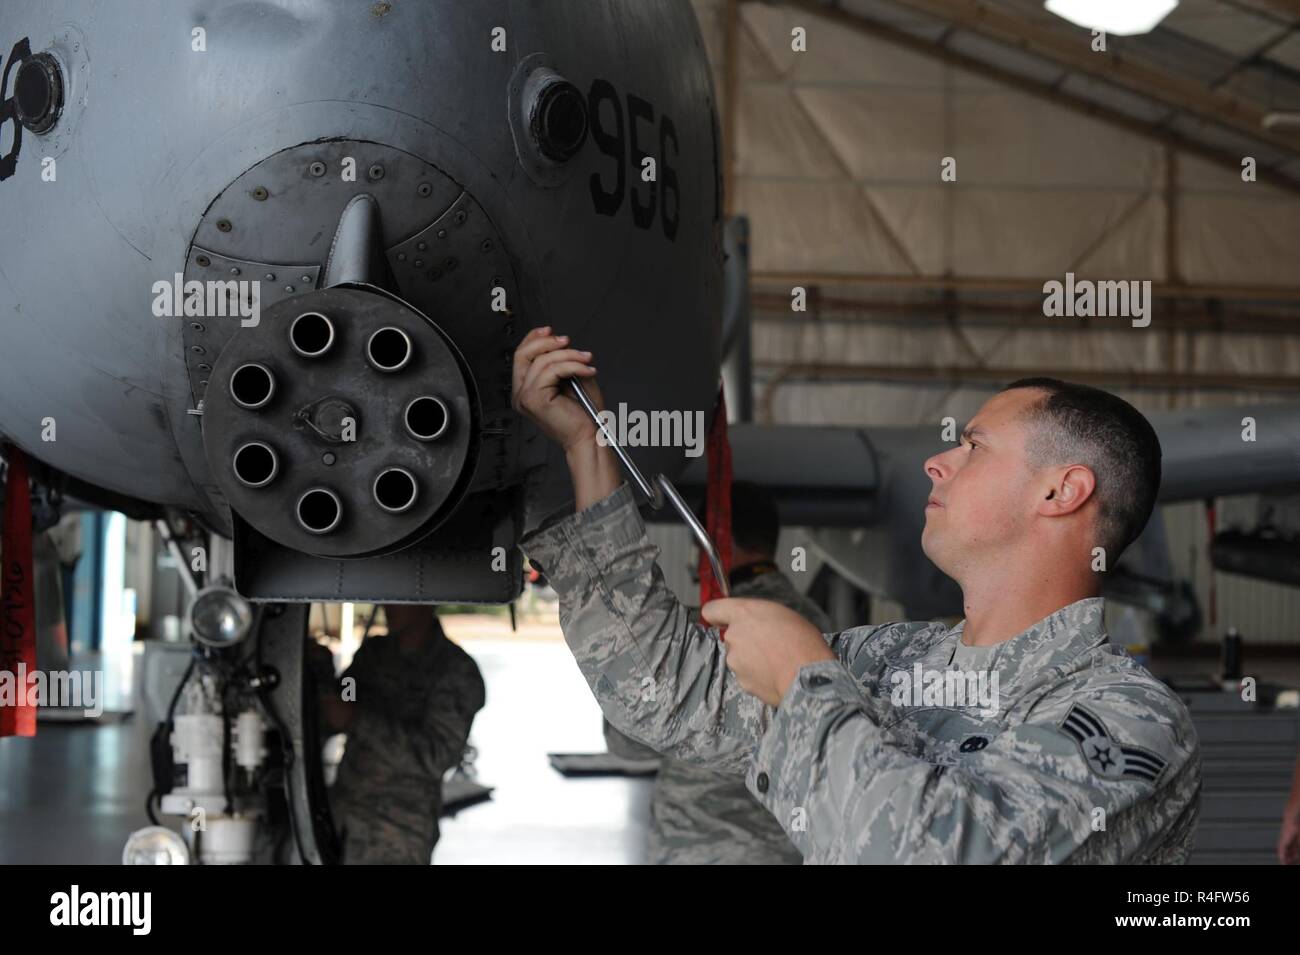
[0,1,724,600]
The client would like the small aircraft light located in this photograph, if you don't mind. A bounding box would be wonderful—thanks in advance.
[189,586,254,649]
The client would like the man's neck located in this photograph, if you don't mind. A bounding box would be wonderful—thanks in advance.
[958,558,1099,647]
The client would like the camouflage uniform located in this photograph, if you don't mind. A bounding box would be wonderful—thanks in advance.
[330,624,485,865]
[522,483,1202,864]
[605,562,831,864]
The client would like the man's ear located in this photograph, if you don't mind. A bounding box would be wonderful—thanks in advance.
[1039,464,1096,517]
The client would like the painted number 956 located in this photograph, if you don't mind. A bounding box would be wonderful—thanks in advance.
[587,78,679,241]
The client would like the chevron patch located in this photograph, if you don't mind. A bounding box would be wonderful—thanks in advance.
[1060,703,1167,784]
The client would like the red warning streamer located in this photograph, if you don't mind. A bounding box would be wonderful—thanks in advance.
[1,444,36,737]
[698,387,733,614]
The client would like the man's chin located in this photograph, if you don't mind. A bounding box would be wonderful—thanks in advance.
[920,529,948,573]
[920,528,936,562]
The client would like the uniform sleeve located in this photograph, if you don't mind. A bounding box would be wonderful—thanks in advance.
[520,482,771,775]
[345,644,486,781]
[747,659,1200,863]
[603,718,662,761]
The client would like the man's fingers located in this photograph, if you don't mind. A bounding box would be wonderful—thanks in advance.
[513,327,562,366]
[521,348,596,398]
[512,327,565,395]
[542,361,598,390]
[511,328,569,397]
[701,597,743,627]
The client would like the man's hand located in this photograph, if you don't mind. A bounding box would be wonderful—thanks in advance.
[701,597,836,706]
[512,326,602,452]
[512,326,621,510]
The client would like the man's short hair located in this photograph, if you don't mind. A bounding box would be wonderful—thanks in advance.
[1001,378,1162,562]
[702,481,781,556]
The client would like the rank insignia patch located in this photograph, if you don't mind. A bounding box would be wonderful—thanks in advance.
[1060,704,1167,783]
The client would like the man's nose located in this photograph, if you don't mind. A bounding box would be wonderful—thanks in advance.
[923,449,950,483]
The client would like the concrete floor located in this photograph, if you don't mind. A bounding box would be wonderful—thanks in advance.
[0,639,653,865]
[0,708,156,864]
[435,639,653,864]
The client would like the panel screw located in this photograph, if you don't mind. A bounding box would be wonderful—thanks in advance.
[285,286,294,293]
[437,229,448,239]
[417,182,432,197]
[251,186,269,201]
[198,362,211,372]
[191,322,205,332]
[367,163,385,181]
[323,452,336,466]
[444,257,458,270]
[217,219,232,233]
[190,345,206,355]
[195,254,211,267]
[416,241,427,251]
[396,252,407,262]
[265,273,276,281]
[301,275,311,283]
[480,238,493,253]
[230,267,241,276]
[309,161,326,177]
[453,210,467,225]
[414,259,424,269]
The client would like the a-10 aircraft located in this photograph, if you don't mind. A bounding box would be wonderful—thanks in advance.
[1,1,1296,863]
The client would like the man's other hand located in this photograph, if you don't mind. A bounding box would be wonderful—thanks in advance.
[701,597,836,706]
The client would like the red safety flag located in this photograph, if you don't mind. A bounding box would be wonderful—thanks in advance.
[698,387,733,635]
[1,444,37,737]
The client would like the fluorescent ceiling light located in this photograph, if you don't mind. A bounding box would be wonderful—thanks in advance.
[1044,0,1179,36]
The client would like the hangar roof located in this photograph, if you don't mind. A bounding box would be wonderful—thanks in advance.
[794,0,1300,191]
